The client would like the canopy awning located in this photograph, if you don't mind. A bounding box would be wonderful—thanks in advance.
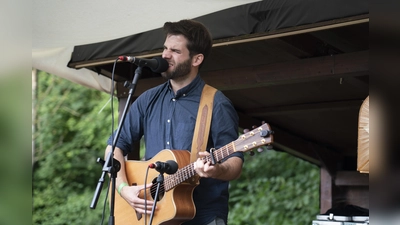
[67,0,368,71]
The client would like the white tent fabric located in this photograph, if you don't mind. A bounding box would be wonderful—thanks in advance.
[32,0,260,93]
[32,47,112,92]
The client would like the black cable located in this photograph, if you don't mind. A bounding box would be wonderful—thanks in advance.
[144,165,150,225]
[100,57,119,225]
[100,178,111,225]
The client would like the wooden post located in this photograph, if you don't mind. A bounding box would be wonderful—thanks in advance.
[320,166,333,214]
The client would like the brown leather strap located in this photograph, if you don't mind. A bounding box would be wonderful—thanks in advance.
[190,84,217,163]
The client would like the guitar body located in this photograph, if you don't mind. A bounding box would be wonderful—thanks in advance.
[114,149,197,225]
[113,123,274,225]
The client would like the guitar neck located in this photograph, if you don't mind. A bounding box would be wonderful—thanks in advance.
[163,123,273,191]
[164,142,235,191]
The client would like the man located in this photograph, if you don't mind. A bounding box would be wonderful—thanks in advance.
[105,19,244,225]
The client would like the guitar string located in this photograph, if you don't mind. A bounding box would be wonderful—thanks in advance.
[146,126,270,202]
[147,143,237,197]
[147,126,270,197]
[147,131,264,196]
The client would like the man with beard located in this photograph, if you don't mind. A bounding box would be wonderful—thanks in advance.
[104,19,244,225]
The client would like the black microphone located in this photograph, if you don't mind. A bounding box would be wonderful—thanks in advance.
[149,160,178,174]
[118,56,169,73]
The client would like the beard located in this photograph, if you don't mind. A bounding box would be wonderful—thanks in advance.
[161,57,192,80]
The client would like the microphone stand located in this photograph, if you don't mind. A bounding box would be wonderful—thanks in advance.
[90,66,143,225]
[148,172,164,225]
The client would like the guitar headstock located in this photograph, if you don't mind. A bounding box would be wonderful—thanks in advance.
[234,123,274,153]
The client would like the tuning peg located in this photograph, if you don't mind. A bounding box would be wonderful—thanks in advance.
[266,145,273,150]
[260,130,269,137]
[257,147,264,153]
[249,150,255,156]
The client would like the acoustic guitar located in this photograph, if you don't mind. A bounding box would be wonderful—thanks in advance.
[113,123,273,225]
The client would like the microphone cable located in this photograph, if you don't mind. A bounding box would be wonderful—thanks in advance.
[99,57,119,225]
[144,165,151,225]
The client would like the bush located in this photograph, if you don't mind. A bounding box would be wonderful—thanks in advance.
[228,149,320,225]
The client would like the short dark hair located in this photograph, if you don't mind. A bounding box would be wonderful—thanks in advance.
[163,19,212,63]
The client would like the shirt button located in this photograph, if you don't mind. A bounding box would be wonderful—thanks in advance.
[167,119,170,123]
[183,94,186,96]
[167,141,170,145]
[172,98,176,101]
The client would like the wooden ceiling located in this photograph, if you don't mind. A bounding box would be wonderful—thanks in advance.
[202,21,368,175]
[88,15,369,175]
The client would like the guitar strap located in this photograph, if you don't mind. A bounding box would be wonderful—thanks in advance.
[190,84,217,163]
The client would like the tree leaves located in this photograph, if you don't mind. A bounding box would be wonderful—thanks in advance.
[33,72,320,224]
[228,149,320,225]
[33,72,115,224]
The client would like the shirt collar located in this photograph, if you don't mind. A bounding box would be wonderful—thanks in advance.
[169,74,204,98]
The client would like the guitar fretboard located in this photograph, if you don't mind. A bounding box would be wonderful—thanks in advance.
[160,123,272,192]
[163,142,236,191]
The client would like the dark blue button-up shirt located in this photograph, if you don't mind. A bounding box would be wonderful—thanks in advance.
[108,75,243,224]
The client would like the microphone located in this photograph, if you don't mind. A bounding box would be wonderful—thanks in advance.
[118,56,169,73]
[149,160,178,174]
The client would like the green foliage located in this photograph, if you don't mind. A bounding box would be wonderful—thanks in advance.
[228,149,320,225]
[33,187,109,225]
[33,72,320,224]
[33,72,116,225]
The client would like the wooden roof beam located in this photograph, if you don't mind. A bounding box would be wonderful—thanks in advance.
[129,50,368,96]
[202,50,369,91]
[237,112,341,176]
[245,100,363,117]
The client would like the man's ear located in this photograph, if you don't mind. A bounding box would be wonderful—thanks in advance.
[192,54,204,67]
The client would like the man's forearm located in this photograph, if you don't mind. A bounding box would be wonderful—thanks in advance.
[104,145,128,189]
[214,157,243,181]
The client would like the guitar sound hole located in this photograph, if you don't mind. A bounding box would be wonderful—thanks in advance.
[150,177,165,201]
